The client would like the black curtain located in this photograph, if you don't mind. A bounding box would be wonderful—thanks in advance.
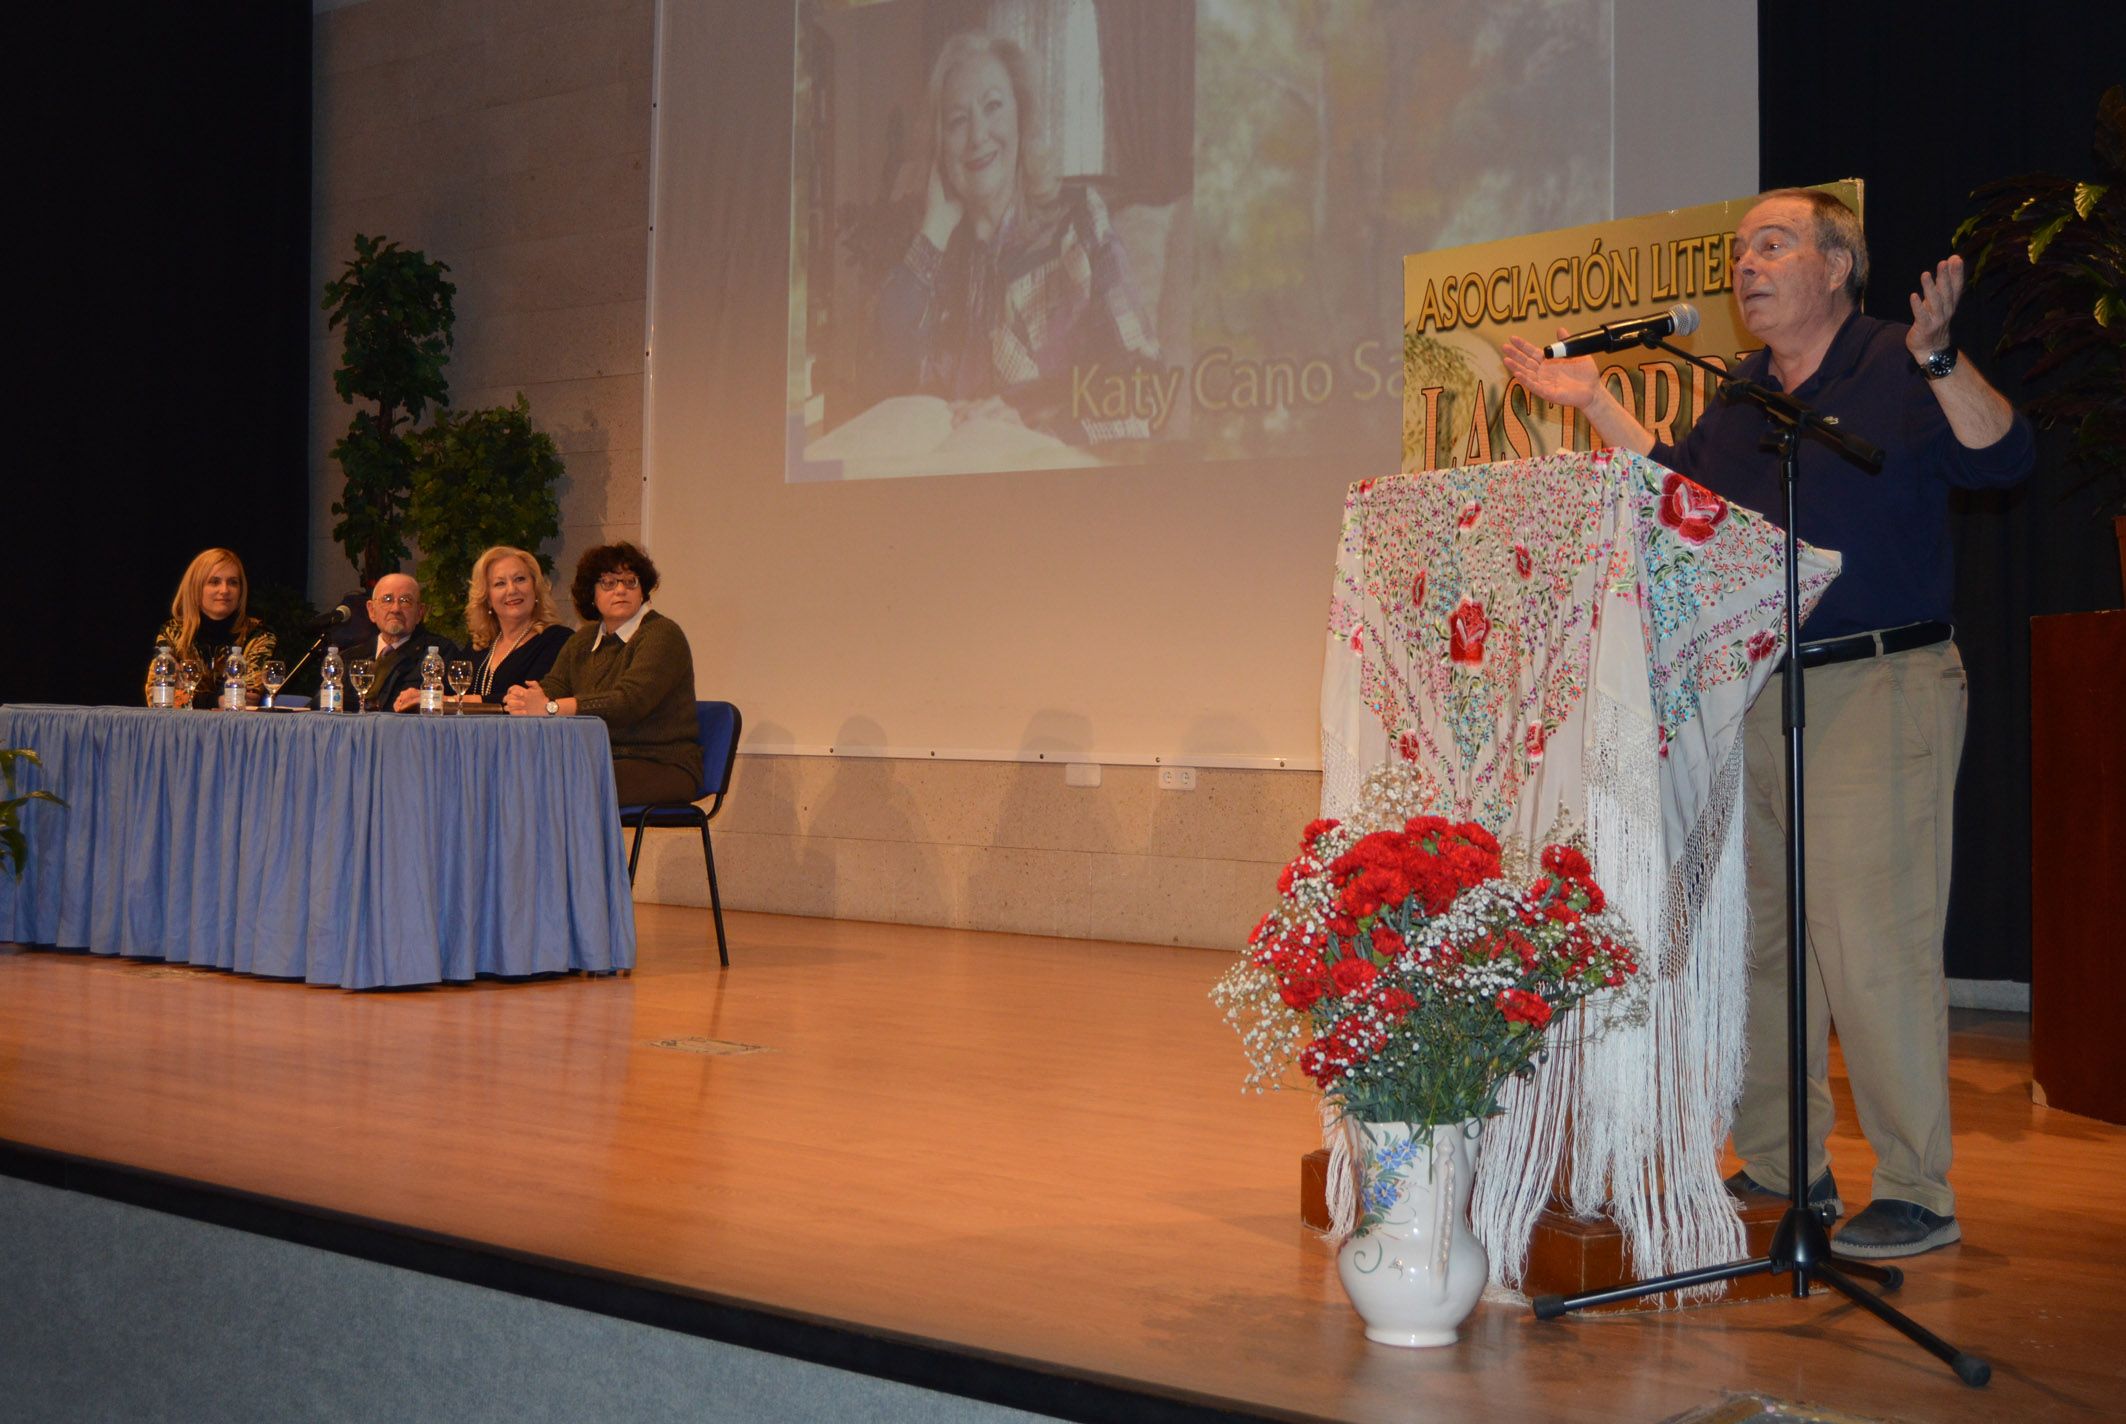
[8,7,312,711]
[1758,5,2120,982]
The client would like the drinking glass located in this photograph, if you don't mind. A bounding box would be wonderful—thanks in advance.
[348,659,375,712]
[176,661,201,708]
[262,660,287,708]
[446,660,473,713]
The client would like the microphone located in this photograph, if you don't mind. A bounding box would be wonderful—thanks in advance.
[1545,304,1700,359]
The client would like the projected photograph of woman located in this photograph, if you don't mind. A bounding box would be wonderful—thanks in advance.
[790,0,1194,481]
[877,30,1158,434]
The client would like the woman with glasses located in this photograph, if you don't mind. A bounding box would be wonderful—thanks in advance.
[504,542,700,805]
[145,547,277,706]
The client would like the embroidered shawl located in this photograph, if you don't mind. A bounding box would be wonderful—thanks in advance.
[1319,448,1839,1296]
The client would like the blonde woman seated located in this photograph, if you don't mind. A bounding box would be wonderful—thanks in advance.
[145,547,277,705]
[465,545,574,699]
[391,546,571,711]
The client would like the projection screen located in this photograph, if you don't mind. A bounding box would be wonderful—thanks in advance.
[645,1,1756,765]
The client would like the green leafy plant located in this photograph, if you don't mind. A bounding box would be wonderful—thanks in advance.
[405,394,565,644]
[1,748,65,880]
[322,235,457,584]
[1954,85,2125,514]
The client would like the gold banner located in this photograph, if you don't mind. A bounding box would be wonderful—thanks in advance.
[1400,180,1864,471]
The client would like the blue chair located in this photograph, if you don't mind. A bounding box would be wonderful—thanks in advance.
[620,701,741,966]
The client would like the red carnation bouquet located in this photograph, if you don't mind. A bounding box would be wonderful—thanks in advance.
[1215,815,1641,1127]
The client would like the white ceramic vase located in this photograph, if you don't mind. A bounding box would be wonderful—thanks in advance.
[1335,1118,1488,1347]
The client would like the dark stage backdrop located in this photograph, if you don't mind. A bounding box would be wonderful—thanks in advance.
[9,8,312,711]
[1758,5,2120,983]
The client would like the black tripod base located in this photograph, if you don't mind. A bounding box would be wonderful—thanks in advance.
[1531,1206,1989,1387]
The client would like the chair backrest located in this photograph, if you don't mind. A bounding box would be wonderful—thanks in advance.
[694,701,742,810]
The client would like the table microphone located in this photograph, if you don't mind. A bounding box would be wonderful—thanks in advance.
[1545,304,1700,359]
[263,606,354,704]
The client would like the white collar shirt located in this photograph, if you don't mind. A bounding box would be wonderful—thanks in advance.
[591,605,649,653]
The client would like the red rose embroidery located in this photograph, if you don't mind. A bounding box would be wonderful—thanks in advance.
[1513,542,1532,580]
[1448,596,1490,667]
[1411,568,1427,606]
[1457,500,1482,531]
[1747,629,1780,663]
[1657,473,1729,545]
[1525,720,1547,765]
[1397,730,1422,763]
[1349,629,1362,652]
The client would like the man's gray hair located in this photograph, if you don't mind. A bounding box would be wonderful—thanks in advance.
[1759,187,1869,304]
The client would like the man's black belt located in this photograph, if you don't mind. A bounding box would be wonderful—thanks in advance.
[1795,620,1952,669]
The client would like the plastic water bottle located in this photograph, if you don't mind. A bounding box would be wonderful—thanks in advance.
[418,645,446,715]
[319,645,345,713]
[148,641,178,708]
[219,646,247,710]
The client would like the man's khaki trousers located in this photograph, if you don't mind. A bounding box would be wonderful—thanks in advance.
[1731,639,1966,1217]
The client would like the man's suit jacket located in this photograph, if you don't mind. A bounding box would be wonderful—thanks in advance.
[356,629,459,711]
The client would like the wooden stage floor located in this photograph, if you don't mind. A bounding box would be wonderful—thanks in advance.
[3,907,2122,1422]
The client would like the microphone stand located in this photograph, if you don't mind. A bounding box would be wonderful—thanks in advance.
[274,629,336,709]
[1529,333,1991,1388]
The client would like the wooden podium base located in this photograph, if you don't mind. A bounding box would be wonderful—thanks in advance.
[1300,1149,1803,1311]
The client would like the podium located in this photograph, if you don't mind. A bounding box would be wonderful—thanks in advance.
[1315,450,1839,1300]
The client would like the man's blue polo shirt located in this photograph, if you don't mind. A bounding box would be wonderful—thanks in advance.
[1649,308,2034,639]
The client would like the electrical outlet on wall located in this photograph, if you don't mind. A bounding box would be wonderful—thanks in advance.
[1157,766,1197,791]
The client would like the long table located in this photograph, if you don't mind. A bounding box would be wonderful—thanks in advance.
[0,705,636,988]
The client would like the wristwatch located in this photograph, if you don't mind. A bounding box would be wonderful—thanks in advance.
[1917,347,1958,380]
[544,699,559,716]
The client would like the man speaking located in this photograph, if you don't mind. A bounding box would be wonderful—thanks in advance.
[1503,188,2034,1259]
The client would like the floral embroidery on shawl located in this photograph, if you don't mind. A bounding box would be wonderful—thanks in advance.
[1320,449,1841,1297]
[1330,452,1615,833]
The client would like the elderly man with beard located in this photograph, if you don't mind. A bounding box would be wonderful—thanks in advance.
[1502,188,2034,1259]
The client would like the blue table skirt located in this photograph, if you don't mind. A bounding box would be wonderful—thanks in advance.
[0,705,636,988]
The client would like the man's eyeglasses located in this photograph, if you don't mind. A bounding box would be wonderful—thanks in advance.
[596,576,642,592]
[374,593,421,607]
